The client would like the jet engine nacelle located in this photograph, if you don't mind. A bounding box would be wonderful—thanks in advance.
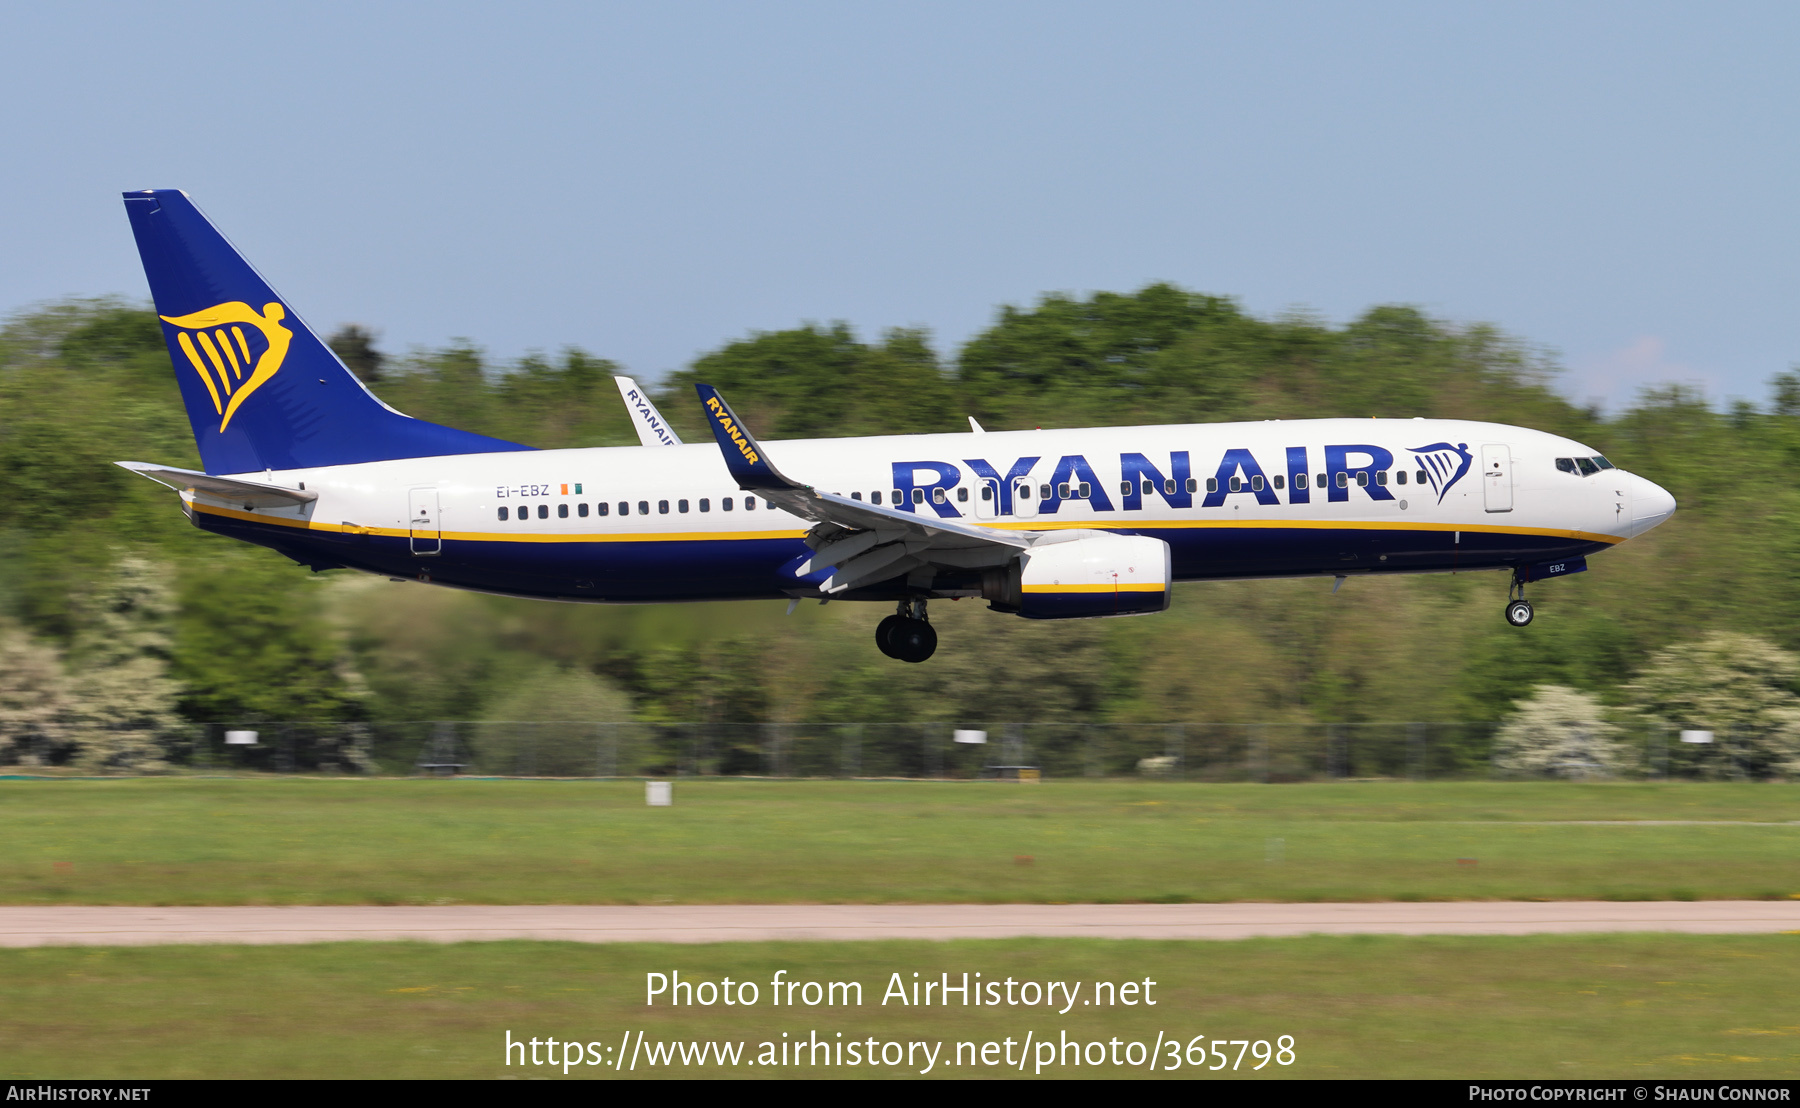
[983,531,1172,619]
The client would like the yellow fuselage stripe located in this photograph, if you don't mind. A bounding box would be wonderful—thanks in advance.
[187,500,1619,547]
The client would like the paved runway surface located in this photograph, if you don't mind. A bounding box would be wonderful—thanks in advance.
[3,902,1800,946]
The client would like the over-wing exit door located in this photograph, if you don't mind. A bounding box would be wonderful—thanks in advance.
[1011,477,1039,519]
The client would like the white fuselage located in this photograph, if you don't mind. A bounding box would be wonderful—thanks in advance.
[183,417,1676,604]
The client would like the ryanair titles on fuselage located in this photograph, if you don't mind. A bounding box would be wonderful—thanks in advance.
[882,440,1472,517]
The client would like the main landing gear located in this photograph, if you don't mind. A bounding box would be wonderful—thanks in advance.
[876,598,937,663]
[1504,576,1534,627]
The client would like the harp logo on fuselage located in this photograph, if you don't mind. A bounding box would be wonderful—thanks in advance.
[1407,442,1473,504]
[160,301,293,432]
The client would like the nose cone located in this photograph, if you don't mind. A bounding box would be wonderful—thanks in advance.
[1626,472,1676,537]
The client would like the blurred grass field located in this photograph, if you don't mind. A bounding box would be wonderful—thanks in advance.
[4,934,1800,1078]
[2,778,1796,905]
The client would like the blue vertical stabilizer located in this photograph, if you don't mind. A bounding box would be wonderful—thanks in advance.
[122,190,532,474]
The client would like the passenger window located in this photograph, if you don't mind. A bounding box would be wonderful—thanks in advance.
[1273,475,1285,490]
[1356,472,1369,487]
[538,504,549,519]
[1318,473,1328,488]
[1555,457,1576,474]
[1229,476,1242,492]
[1017,484,1031,500]
[1252,475,1265,492]
[872,491,882,505]
[1416,470,1427,484]
[558,503,569,518]
[851,492,862,501]
[1163,479,1175,495]
[1079,482,1092,498]
[1141,480,1153,495]
[1206,477,1218,493]
[911,488,924,505]
[745,497,756,510]
[1040,484,1052,500]
[1375,471,1387,486]
[678,499,689,513]
[1592,455,1616,470]
[619,502,630,516]
[1335,472,1347,489]
[957,487,969,502]
[1395,471,1407,486]
[1119,481,1132,496]
[1057,482,1070,499]
[658,500,670,514]
[764,499,775,510]
[598,502,609,516]
[891,489,903,504]
[721,497,732,511]
[980,486,993,501]
[931,488,946,504]
[699,498,710,512]
[497,506,509,521]
[1185,477,1198,493]
[1295,474,1307,490]
[1575,457,1598,476]
[638,501,649,515]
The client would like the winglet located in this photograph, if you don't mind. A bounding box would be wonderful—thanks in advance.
[613,376,683,446]
[694,384,803,491]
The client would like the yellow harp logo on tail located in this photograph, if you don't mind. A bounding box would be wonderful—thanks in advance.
[159,302,293,432]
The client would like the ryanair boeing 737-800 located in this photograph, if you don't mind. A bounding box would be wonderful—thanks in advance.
[117,190,1676,662]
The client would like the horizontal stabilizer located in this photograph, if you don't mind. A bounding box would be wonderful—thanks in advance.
[115,461,317,509]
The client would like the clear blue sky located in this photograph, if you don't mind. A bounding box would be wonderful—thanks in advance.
[3,1,1795,412]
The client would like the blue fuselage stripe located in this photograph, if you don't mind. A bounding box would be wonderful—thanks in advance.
[203,513,1604,602]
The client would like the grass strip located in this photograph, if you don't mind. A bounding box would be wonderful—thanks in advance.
[3,778,1797,905]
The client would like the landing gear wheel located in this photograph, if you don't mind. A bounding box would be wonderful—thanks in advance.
[1505,599,1534,627]
[874,614,904,659]
[887,618,938,663]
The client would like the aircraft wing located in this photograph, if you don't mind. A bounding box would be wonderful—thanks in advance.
[693,384,1028,594]
[614,376,683,446]
[115,461,318,509]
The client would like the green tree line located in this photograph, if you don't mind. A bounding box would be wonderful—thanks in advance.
[1,287,1796,768]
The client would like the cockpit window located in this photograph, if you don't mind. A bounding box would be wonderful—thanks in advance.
[1592,455,1615,470]
[1555,457,1577,474]
[1575,457,1599,476]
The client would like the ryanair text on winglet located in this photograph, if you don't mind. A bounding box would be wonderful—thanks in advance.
[706,396,760,465]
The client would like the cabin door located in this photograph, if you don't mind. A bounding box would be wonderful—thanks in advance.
[1481,445,1513,513]
[409,488,442,555]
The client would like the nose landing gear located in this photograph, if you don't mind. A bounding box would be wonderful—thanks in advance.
[1504,576,1534,627]
[876,598,937,662]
